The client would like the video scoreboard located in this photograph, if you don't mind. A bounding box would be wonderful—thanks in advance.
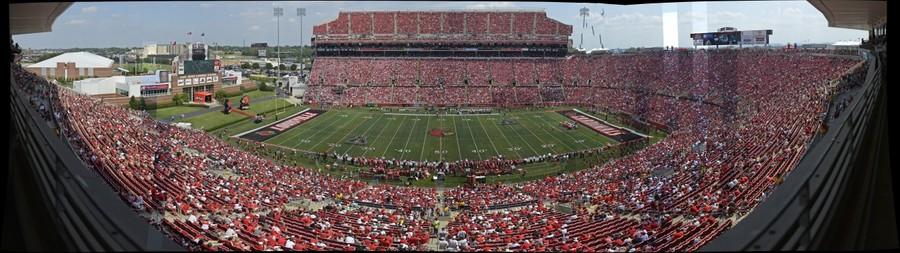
[691,29,772,46]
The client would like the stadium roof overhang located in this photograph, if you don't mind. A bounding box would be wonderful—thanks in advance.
[807,0,886,31]
[10,2,73,35]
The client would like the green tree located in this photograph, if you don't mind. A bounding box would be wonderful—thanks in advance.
[252,62,260,69]
[278,64,286,71]
[129,96,138,110]
[265,62,273,70]
[214,90,227,102]
[139,97,147,110]
[257,82,271,92]
[241,62,251,69]
[172,93,184,105]
[290,64,298,71]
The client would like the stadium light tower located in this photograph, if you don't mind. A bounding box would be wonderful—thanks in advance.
[579,7,590,49]
[598,8,605,49]
[275,7,284,120]
[298,8,306,71]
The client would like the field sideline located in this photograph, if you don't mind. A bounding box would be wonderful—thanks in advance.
[263,108,622,161]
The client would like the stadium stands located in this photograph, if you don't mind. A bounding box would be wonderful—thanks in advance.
[313,11,572,45]
[12,29,862,252]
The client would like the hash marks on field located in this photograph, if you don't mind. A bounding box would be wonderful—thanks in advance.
[475,116,505,157]
[482,117,522,158]
[461,115,484,160]
[313,112,369,152]
[530,113,586,151]
[380,116,408,157]
[338,114,384,155]
[415,117,433,161]
[362,113,396,157]
[397,116,421,160]
[263,109,621,161]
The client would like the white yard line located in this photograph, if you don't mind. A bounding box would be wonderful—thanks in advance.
[531,119,580,152]
[475,116,501,157]
[380,116,408,157]
[364,115,393,157]
[452,117,463,161]
[340,114,384,155]
[398,116,421,160]
[417,117,432,161]
[384,112,500,117]
[506,119,541,156]
[487,117,522,158]
[463,117,484,160]
[335,114,383,155]
[311,112,365,151]
[438,117,444,160]
[518,117,560,154]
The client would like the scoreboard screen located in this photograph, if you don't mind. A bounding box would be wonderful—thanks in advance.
[691,29,772,46]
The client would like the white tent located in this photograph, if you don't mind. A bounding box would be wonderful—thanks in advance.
[27,51,113,68]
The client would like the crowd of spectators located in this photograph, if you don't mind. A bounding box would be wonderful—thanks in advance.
[10,47,862,252]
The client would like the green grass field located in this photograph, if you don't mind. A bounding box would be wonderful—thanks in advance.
[211,105,308,136]
[148,106,205,120]
[263,108,620,162]
[178,99,297,131]
[227,90,274,101]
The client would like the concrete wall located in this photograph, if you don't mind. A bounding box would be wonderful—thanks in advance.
[25,66,113,79]
[97,94,174,107]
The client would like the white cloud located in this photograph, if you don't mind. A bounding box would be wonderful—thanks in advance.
[238,9,266,18]
[465,2,515,10]
[199,3,213,8]
[66,19,87,25]
[289,18,297,23]
[602,12,661,27]
[81,6,98,14]
[249,25,261,31]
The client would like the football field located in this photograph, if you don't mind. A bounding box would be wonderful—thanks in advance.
[262,108,621,161]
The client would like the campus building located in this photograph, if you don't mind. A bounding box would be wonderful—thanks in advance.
[25,51,115,79]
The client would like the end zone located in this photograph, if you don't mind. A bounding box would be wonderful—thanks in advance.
[234,108,326,141]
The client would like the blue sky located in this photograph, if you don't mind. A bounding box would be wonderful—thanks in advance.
[12,1,868,49]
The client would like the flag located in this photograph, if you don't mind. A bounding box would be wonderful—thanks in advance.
[592,25,595,36]
[201,33,205,37]
[187,32,192,35]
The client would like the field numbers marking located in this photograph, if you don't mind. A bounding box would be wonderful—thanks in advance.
[471,149,487,153]
[541,144,555,149]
